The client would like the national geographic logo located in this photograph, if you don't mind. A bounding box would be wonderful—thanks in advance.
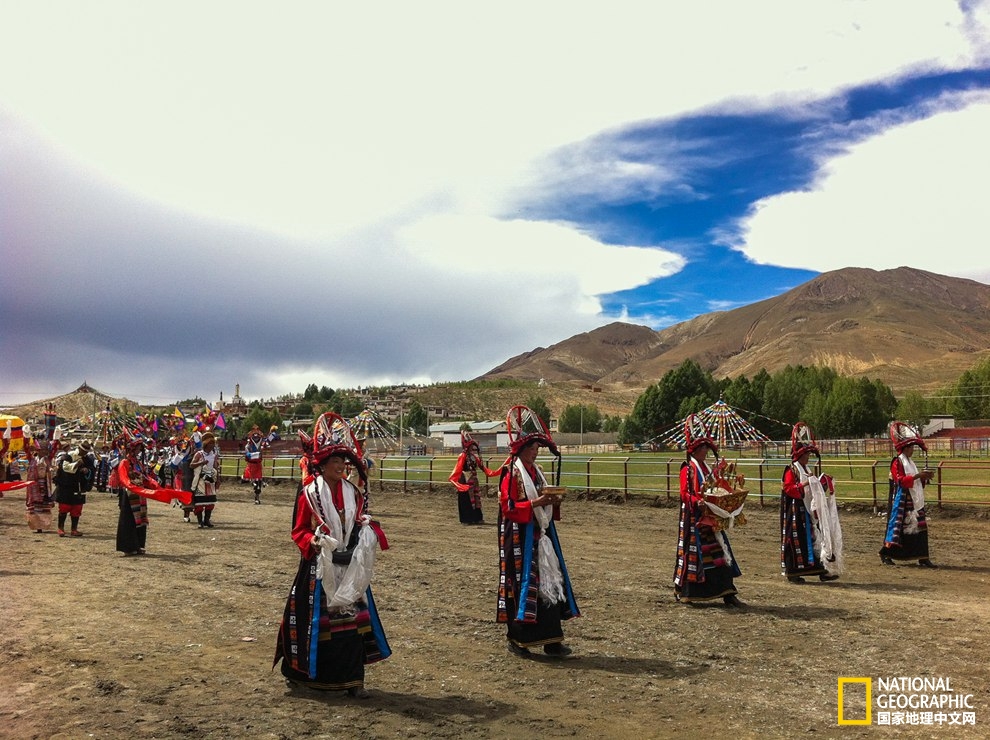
[838,677,976,727]
[838,677,871,725]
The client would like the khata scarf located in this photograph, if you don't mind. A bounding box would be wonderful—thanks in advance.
[899,454,925,535]
[794,460,844,574]
[513,458,565,605]
[305,476,378,612]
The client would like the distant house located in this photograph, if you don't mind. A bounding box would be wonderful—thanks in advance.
[923,415,955,437]
[429,420,508,452]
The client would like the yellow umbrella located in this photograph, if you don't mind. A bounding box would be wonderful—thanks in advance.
[1,413,27,453]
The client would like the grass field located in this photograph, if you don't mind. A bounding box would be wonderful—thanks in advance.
[225,451,990,506]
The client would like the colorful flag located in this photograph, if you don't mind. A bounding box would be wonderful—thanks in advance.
[215,413,226,430]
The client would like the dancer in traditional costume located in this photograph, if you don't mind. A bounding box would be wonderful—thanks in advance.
[54,441,96,537]
[94,445,112,492]
[880,421,936,568]
[449,432,498,525]
[170,437,196,522]
[274,412,391,697]
[24,438,54,532]
[114,437,191,556]
[115,440,152,555]
[190,431,221,528]
[242,425,266,505]
[497,405,579,658]
[673,417,744,606]
[780,422,842,583]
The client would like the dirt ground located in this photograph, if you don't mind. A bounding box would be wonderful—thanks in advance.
[1,477,988,739]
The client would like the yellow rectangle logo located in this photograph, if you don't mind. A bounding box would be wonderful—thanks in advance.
[838,677,872,725]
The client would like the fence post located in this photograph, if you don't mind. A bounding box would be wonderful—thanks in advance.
[665,459,672,502]
[428,457,434,493]
[871,461,878,510]
[623,457,629,501]
[585,457,591,492]
[936,460,943,509]
[758,457,766,508]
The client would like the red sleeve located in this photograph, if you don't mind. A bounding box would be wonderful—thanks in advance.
[448,454,469,491]
[782,467,805,499]
[119,459,161,493]
[500,466,534,524]
[890,458,916,489]
[291,492,320,559]
[680,465,705,505]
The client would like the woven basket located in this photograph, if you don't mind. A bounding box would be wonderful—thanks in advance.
[703,488,748,530]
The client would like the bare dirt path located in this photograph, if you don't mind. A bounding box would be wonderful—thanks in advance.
[2,479,988,739]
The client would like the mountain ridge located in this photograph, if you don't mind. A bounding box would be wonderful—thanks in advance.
[478,266,990,396]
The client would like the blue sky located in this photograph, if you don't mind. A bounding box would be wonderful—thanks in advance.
[2,2,990,406]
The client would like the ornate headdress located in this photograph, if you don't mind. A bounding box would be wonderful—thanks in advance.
[298,412,366,481]
[506,405,559,456]
[461,431,478,451]
[790,421,820,462]
[889,420,927,453]
[684,413,719,458]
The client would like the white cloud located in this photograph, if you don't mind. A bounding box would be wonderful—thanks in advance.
[734,92,990,278]
[399,215,684,296]
[2,1,990,404]
[1,2,984,239]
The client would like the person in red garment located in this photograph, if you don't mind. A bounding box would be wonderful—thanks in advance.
[448,432,498,525]
[780,422,841,583]
[274,413,391,697]
[881,421,936,568]
[242,425,266,505]
[115,437,191,556]
[497,405,579,659]
[24,437,55,532]
[672,416,744,607]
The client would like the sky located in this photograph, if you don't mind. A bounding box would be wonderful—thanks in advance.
[2,1,990,408]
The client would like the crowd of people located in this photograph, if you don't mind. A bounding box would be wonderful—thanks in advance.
[2,407,939,701]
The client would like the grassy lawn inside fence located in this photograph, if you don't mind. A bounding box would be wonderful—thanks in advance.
[234,451,990,506]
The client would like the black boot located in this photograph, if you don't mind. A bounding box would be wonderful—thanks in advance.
[203,509,214,528]
[197,511,205,528]
[58,512,68,536]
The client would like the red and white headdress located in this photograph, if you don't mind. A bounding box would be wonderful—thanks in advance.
[889,421,927,453]
[684,413,718,458]
[299,412,366,481]
[461,431,478,451]
[506,405,559,456]
[790,421,820,462]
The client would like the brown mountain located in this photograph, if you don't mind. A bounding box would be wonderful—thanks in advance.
[479,267,990,395]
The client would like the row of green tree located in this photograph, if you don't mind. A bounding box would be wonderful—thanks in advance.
[164,354,990,444]
[512,356,990,445]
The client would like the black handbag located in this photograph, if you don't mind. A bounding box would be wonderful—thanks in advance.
[331,548,354,565]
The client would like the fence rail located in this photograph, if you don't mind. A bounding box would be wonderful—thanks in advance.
[221,453,990,507]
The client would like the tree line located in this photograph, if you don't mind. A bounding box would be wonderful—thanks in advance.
[161,355,990,444]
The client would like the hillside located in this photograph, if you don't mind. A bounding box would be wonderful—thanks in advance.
[479,266,990,396]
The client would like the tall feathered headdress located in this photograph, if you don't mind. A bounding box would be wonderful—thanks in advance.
[684,413,719,458]
[506,405,559,457]
[298,412,366,481]
[889,420,927,453]
[790,421,820,462]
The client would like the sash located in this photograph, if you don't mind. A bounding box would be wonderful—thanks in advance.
[513,458,565,604]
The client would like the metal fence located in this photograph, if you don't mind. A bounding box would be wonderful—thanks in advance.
[222,452,990,507]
